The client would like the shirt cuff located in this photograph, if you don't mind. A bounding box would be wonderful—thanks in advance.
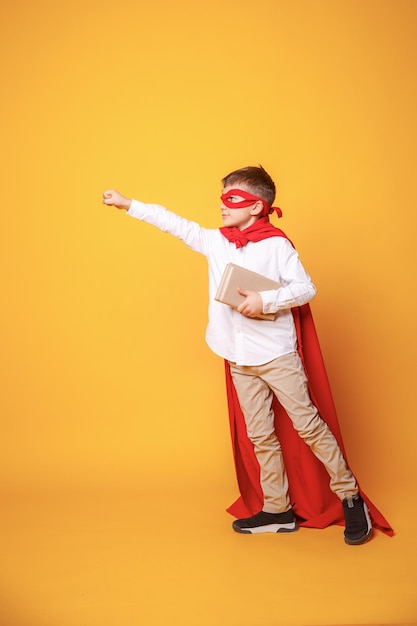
[126,198,142,217]
[260,290,279,314]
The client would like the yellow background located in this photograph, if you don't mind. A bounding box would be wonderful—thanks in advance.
[1,1,416,625]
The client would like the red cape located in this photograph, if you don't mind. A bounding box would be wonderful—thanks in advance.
[225,303,393,536]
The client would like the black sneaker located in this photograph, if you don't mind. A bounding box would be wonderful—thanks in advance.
[232,509,298,534]
[343,494,372,545]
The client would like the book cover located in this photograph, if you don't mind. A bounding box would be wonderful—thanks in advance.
[215,263,280,320]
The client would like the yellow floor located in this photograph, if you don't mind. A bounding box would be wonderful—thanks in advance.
[1,479,415,626]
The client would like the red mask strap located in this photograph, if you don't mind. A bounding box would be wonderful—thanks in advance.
[221,188,282,218]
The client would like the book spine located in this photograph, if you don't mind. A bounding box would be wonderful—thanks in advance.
[215,264,233,301]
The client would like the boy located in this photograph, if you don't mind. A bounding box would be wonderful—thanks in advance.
[103,166,379,545]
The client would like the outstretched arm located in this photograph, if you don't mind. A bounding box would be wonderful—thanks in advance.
[102,189,132,211]
[102,191,210,256]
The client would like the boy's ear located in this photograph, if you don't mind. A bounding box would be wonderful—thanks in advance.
[250,200,264,216]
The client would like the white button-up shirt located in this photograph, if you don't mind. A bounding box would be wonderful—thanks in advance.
[127,200,316,366]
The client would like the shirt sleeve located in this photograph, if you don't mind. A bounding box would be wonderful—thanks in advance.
[126,199,210,255]
[260,239,317,313]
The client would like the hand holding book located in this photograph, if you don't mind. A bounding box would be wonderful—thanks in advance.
[215,263,280,321]
[236,288,264,318]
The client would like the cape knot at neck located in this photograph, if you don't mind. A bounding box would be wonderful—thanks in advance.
[220,217,287,248]
[225,228,249,249]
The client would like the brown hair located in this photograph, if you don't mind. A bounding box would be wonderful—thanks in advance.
[221,165,276,206]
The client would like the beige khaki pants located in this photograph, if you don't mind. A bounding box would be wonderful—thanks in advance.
[228,351,358,513]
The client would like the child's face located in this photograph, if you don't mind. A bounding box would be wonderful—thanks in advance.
[220,186,262,230]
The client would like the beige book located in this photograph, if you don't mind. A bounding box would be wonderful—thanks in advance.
[215,263,280,320]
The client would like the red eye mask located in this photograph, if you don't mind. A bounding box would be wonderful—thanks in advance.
[221,188,282,218]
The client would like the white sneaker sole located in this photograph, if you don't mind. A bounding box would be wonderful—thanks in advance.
[233,521,298,534]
